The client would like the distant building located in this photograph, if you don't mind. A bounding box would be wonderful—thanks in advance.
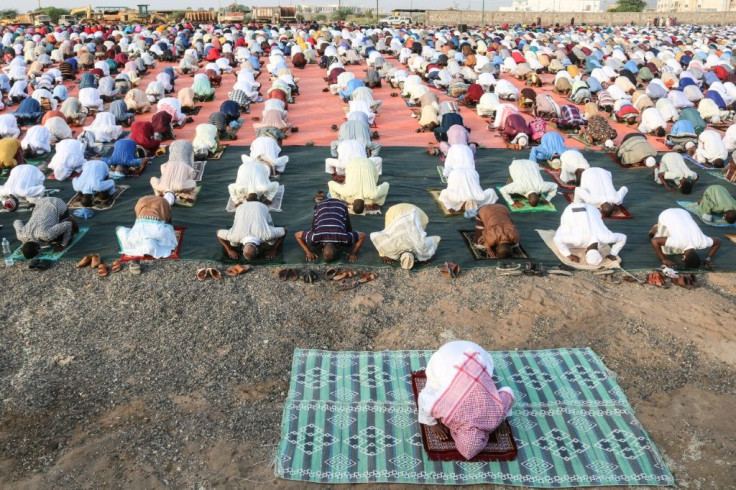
[296,4,367,14]
[656,0,733,11]
[498,0,610,11]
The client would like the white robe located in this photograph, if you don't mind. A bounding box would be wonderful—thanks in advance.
[695,129,728,164]
[21,125,51,154]
[78,87,104,111]
[249,137,288,173]
[48,139,86,181]
[325,139,382,175]
[117,220,178,259]
[217,201,285,247]
[559,150,590,184]
[442,145,475,177]
[654,208,713,255]
[83,112,122,143]
[637,107,667,134]
[228,160,280,203]
[554,203,627,257]
[0,164,45,201]
[0,114,20,138]
[573,167,628,206]
[499,159,558,204]
[655,153,698,185]
[439,168,498,211]
[370,206,440,262]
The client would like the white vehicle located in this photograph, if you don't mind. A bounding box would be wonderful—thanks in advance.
[59,15,77,26]
[379,15,411,26]
[34,14,51,27]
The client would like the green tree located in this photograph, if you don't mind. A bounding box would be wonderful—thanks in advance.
[331,7,353,21]
[608,0,646,12]
[314,14,327,22]
[0,9,18,19]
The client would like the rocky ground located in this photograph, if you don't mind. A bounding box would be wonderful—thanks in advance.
[0,261,734,489]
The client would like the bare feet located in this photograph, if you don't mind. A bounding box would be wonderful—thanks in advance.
[428,422,451,441]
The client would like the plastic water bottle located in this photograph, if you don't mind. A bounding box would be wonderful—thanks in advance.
[2,237,13,268]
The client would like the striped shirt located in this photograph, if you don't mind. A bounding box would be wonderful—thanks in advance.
[14,197,73,246]
[302,199,359,246]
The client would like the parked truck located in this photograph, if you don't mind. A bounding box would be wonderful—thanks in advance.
[185,10,217,22]
[252,6,296,23]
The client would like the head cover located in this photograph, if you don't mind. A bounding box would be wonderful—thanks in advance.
[163,192,175,206]
[3,196,18,212]
[516,133,529,146]
[604,139,614,148]
[585,249,603,266]
[645,156,656,167]
[549,157,561,169]
[400,251,415,270]
[685,141,695,150]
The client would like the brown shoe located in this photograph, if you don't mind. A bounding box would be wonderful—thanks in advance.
[90,254,101,268]
[76,255,92,268]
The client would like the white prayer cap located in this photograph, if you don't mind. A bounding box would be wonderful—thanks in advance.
[604,139,614,149]
[164,192,175,207]
[685,141,695,150]
[646,156,657,168]
[517,134,529,147]
[400,252,415,270]
[549,158,561,170]
[585,249,603,266]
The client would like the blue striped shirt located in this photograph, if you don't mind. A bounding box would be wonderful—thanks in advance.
[303,199,358,246]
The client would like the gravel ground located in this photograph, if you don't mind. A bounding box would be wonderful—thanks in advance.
[0,260,735,489]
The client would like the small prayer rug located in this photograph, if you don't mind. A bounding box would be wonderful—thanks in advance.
[226,186,285,213]
[496,187,557,213]
[677,200,736,228]
[608,152,648,169]
[125,157,151,177]
[706,169,736,186]
[537,229,621,270]
[460,231,529,260]
[561,193,633,219]
[275,348,674,486]
[410,370,518,462]
[68,185,129,210]
[725,234,736,245]
[174,185,202,208]
[10,227,89,261]
[192,161,207,182]
[24,151,54,166]
[427,188,464,217]
[119,226,184,262]
[208,146,226,160]
[542,168,575,190]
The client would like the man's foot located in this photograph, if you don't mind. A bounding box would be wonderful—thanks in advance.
[427,423,451,441]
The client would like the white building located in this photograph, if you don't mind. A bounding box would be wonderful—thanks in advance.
[656,0,733,11]
[499,0,610,11]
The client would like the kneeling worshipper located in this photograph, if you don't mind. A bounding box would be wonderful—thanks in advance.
[117,194,178,259]
[649,152,698,193]
[248,136,289,176]
[103,139,149,174]
[370,203,440,269]
[84,112,123,143]
[0,164,45,204]
[48,139,86,181]
[326,139,382,176]
[44,116,74,143]
[229,158,280,205]
[650,208,721,269]
[0,114,21,138]
[20,125,51,156]
[559,150,590,186]
[192,124,219,160]
[474,203,522,259]
[417,340,514,460]
[216,200,286,260]
[698,185,736,224]
[554,203,627,265]
[583,114,618,146]
[440,167,498,212]
[617,133,657,167]
[0,138,23,169]
[689,129,728,167]
[294,199,366,263]
[327,157,389,209]
[150,141,197,201]
[499,159,558,207]
[330,120,381,158]
[442,145,476,178]
[529,131,567,166]
[14,197,77,259]
[72,159,116,206]
[573,167,628,216]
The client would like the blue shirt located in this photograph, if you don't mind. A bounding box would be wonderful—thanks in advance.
[303,199,359,246]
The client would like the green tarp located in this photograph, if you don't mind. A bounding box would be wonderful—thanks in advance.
[1,147,734,271]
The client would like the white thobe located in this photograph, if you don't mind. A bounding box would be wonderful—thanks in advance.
[573,167,628,206]
[439,168,498,211]
[637,107,667,134]
[654,208,713,255]
[559,150,590,184]
[370,205,440,262]
[655,153,698,185]
[442,145,475,177]
[228,160,280,203]
[554,203,627,257]
[21,125,51,154]
[83,112,122,143]
[78,87,104,111]
[249,137,288,173]
[499,159,558,204]
[695,130,728,164]
[0,164,45,201]
[217,201,285,247]
[0,114,20,138]
[48,139,86,181]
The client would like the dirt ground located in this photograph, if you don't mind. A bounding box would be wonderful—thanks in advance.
[0,262,734,489]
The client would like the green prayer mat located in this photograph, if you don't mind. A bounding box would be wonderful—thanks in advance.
[276,348,674,487]
[706,170,735,186]
[497,187,557,213]
[677,201,736,228]
[10,227,89,261]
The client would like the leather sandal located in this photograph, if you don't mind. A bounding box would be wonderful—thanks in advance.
[196,268,208,281]
[97,263,109,277]
[76,255,93,268]
[208,268,222,280]
[333,270,356,281]
[90,254,101,268]
[111,260,123,273]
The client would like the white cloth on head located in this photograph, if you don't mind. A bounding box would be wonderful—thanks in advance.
[573,167,628,206]
[78,87,104,111]
[654,208,713,255]
[249,136,288,173]
[499,159,558,204]
[553,203,627,258]
[370,204,440,262]
[0,164,45,201]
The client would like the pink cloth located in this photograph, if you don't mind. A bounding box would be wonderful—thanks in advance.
[431,351,514,460]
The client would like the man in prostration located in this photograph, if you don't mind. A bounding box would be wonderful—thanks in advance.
[72,159,116,207]
[474,203,523,259]
[648,152,698,194]
[217,199,286,260]
[294,199,366,263]
[697,185,736,224]
[559,150,590,186]
[573,167,628,217]
[499,159,558,207]
[116,194,178,259]
[370,203,440,269]
[616,133,657,167]
[14,197,78,259]
[649,208,722,269]
[689,129,728,168]
[0,164,45,206]
[417,340,514,460]
[228,158,280,205]
[327,157,389,210]
[554,203,627,266]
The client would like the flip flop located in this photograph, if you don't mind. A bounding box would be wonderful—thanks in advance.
[337,278,360,290]
[278,268,290,281]
[197,268,208,281]
[98,264,109,277]
[90,254,101,268]
[225,264,251,277]
[498,262,521,270]
[325,267,339,280]
[76,255,92,268]
[288,269,300,281]
[130,261,141,275]
[548,269,573,276]
[111,260,123,273]
[302,270,318,283]
[333,270,356,281]
[358,272,377,283]
[208,268,222,280]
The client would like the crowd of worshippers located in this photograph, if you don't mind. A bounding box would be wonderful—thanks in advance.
[0,20,733,271]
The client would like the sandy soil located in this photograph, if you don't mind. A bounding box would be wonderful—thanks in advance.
[0,262,734,489]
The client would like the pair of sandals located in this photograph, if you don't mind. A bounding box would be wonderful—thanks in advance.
[279,268,318,283]
[196,267,222,281]
[77,254,122,277]
[326,268,378,290]
[441,262,460,278]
